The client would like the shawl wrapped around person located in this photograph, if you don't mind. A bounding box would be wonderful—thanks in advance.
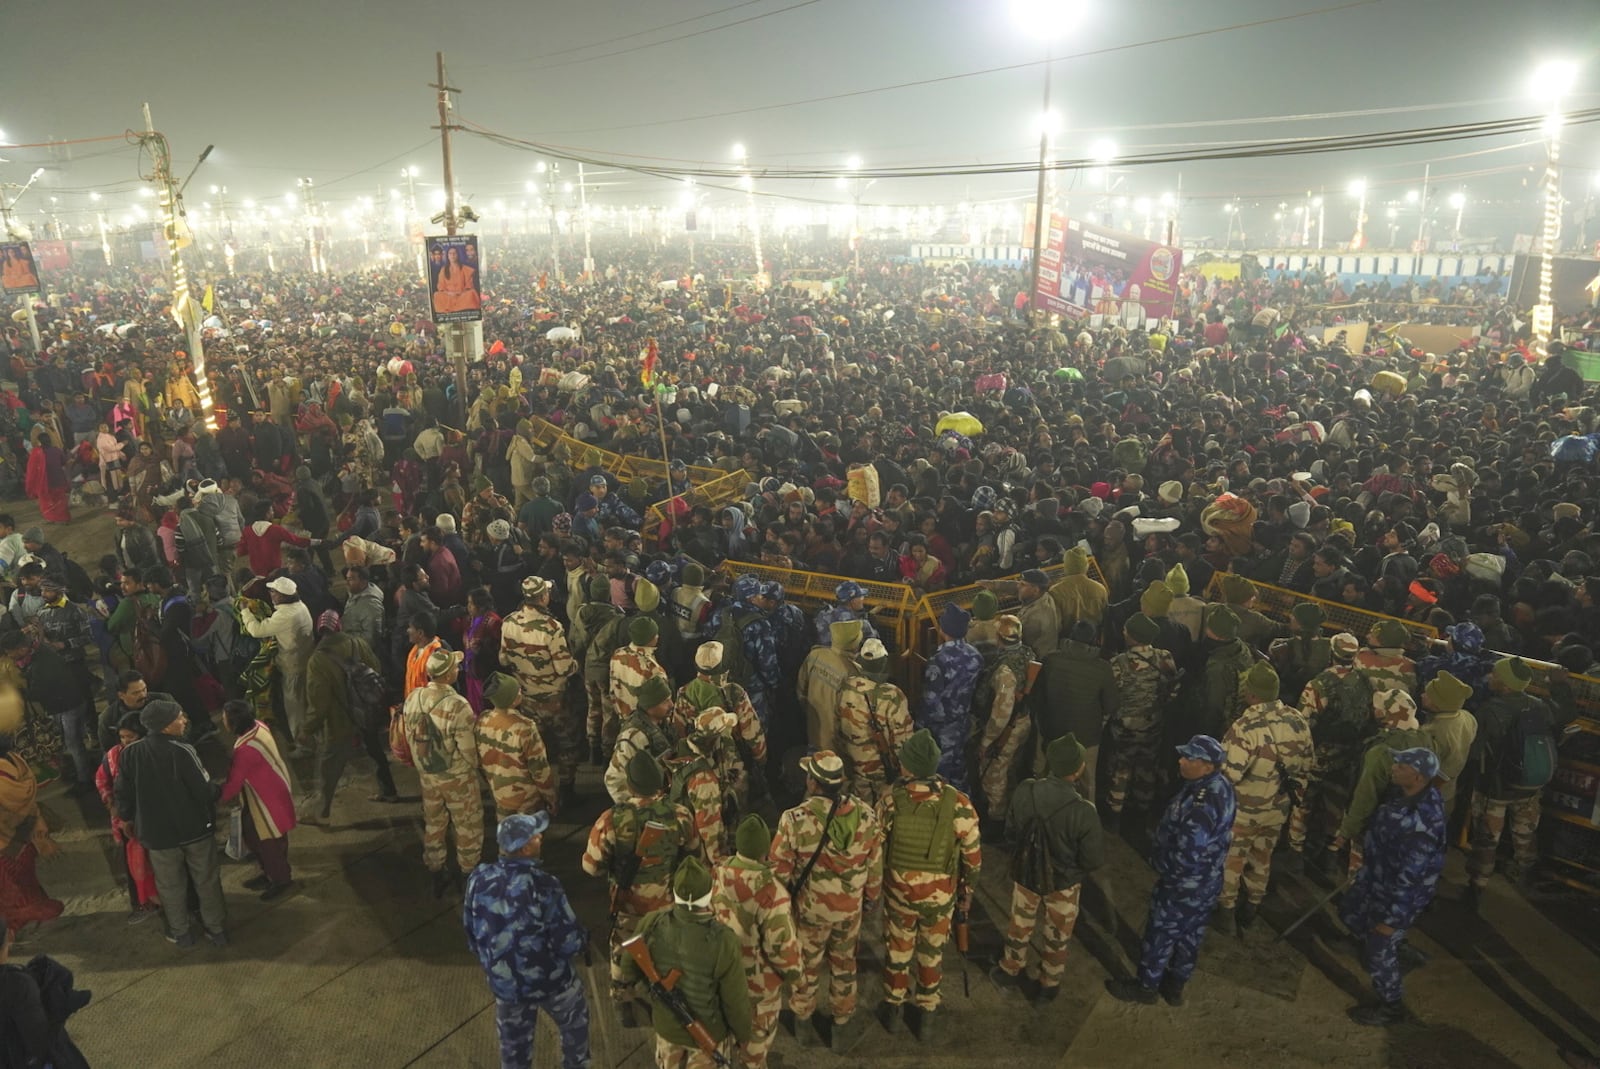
[218,721,297,840]
[23,442,70,525]
[0,737,64,934]
[1200,492,1257,557]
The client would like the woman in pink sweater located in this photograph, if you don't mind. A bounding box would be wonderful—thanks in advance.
[218,701,297,900]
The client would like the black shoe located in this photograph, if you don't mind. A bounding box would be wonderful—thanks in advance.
[1211,905,1238,936]
[1104,978,1159,1005]
[1102,809,1122,835]
[1032,983,1059,1005]
[1237,899,1258,930]
[1158,977,1186,1007]
[907,1005,936,1043]
[261,881,295,902]
[876,1000,904,1034]
[430,869,451,899]
[205,929,228,947]
[1463,885,1482,915]
[989,964,1025,992]
[588,739,605,768]
[794,1013,821,1048]
[1275,851,1306,877]
[1348,1001,1406,1027]
[166,930,197,950]
[831,1014,868,1054]
[242,874,272,892]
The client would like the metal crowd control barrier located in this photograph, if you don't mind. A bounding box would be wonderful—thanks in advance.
[712,560,921,667]
[1202,573,1440,643]
[643,470,753,544]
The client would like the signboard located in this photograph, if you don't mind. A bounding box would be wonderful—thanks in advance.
[425,235,483,323]
[0,242,41,294]
[31,241,70,273]
[1030,210,1182,323]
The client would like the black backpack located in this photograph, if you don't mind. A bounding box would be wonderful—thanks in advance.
[1007,782,1080,895]
[340,649,389,733]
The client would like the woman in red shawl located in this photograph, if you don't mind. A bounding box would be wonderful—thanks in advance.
[23,433,70,524]
[0,694,64,936]
[94,713,161,921]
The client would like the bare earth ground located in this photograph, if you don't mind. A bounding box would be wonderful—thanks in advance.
[15,502,1600,1069]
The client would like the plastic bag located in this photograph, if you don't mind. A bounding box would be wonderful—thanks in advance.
[225,808,245,861]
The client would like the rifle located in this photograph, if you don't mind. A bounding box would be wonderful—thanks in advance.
[621,934,731,1068]
[976,660,1040,781]
[863,683,902,783]
[609,819,667,933]
[953,883,972,998]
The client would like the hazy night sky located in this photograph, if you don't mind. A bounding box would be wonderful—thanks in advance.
[3,0,1598,243]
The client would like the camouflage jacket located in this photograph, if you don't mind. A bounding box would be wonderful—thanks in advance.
[1221,699,1314,813]
[712,856,802,988]
[837,675,913,788]
[975,660,1029,759]
[674,674,767,766]
[669,742,740,862]
[400,682,479,781]
[475,708,557,817]
[499,604,576,699]
[581,793,702,913]
[1352,649,1418,697]
[770,793,884,924]
[609,643,669,721]
[604,711,680,805]
[1110,643,1177,734]
[877,777,983,895]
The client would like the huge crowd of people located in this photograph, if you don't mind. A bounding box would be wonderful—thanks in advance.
[0,238,1596,1068]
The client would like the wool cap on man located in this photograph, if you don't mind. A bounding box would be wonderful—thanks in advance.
[628,616,659,645]
[1206,606,1239,640]
[626,751,664,795]
[485,672,520,709]
[899,729,941,778]
[1424,671,1472,713]
[1124,612,1160,645]
[1243,662,1279,702]
[1492,656,1533,692]
[636,676,673,709]
[1047,733,1086,778]
[674,855,714,906]
[734,814,771,860]
[140,698,183,735]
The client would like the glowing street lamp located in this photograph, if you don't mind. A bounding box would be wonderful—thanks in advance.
[1347,178,1368,249]
[1529,58,1580,345]
[1448,190,1466,242]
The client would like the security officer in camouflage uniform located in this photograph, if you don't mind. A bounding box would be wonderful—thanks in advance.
[1197,607,1257,738]
[975,615,1036,829]
[875,729,983,1042]
[671,708,742,863]
[1216,574,1281,650]
[1106,613,1178,831]
[463,812,591,1069]
[674,642,766,812]
[812,580,879,647]
[1213,663,1313,935]
[918,604,984,794]
[634,578,691,687]
[574,574,625,763]
[1334,688,1431,878]
[1339,747,1447,1027]
[1354,619,1418,695]
[500,576,581,808]
[401,648,483,898]
[836,639,913,807]
[1269,602,1332,705]
[611,616,671,726]
[606,677,680,805]
[1106,734,1237,1007]
[1286,632,1367,875]
[624,856,752,1068]
[475,672,559,823]
[583,751,702,1024]
[769,750,883,1054]
[712,815,802,1067]
[798,619,861,753]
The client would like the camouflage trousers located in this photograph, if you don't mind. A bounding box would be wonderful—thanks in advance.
[1136,878,1219,989]
[420,772,484,873]
[1219,808,1286,908]
[1339,876,1407,1004]
[1104,725,1161,815]
[1285,759,1359,854]
[789,907,864,1022]
[495,974,591,1069]
[846,771,894,811]
[525,692,579,787]
[882,877,954,1010]
[585,680,618,749]
[654,1034,726,1069]
[1467,791,1541,889]
[732,975,783,1069]
[999,881,1081,988]
[609,884,670,1001]
[979,715,1032,819]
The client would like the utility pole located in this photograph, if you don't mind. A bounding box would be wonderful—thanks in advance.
[140,103,218,431]
[1027,52,1053,327]
[1415,163,1431,251]
[298,177,325,273]
[430,51,472,423]
[578,161,594,279]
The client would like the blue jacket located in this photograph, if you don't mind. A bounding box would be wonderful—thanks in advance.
[463,857,585,1001]
[920,639,983,728]
[1152,770,1236,891]
[1354,784,1447,930]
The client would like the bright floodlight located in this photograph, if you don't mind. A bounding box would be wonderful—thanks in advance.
[1404,189,1420,204]
[1089,138,1117,164]
[405,165,421,177]
[845,154,863,171]
[1347,178,1367,196]
[1448,191,1466,209]
[731,142,747,162]
[1222,203,1235,213]
[1529,59,1580,104]
[29,167,43,181]
[1133,197,1151,214]
[535,162,548,174]
[1031,108,1064,138]
[0,129,7,144]
[1010,0,1088,41]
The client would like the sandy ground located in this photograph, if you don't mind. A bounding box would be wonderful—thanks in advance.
[13,499,1600,1068]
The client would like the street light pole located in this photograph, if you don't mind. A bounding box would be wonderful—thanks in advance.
[1028,52,1053,327]
[1348,179,1368,250]
[431,51,471,423]
[578,161,594,279]
[1529,59,1578,348]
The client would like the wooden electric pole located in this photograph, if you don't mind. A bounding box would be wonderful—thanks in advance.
[429,51,470,424]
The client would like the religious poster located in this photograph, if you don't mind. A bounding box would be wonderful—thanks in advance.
[0,242,42,294]
[426,234,483,323]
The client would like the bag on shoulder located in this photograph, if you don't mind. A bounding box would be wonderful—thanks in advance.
[714,610,755,686]
[1009,812,1058,895]
[1315,667,1377,749]
[388,706,412,766]
[131,598,168,686]
[343,655,389,733]
[402,692,452,774]
[1501,697,1557,791]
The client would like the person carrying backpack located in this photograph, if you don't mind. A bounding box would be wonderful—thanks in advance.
[1284,633,1374,876]
[301,611,394,819]
[991,734,1105,1005]
[1464,657,1564,910]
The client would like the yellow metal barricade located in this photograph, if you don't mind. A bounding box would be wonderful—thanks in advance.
[643,470,753,544]
[1202,573,1439,642]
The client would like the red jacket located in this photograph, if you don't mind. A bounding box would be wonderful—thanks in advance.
[238,521,311,576]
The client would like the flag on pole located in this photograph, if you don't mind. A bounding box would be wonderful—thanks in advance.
[201,284,214,314]
[640,337,659,389]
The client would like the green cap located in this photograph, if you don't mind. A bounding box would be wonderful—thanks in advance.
[680,562,706,587]
[829,618,863,654]
[1244,661,1280,701]
[1140,581,1174,617]
[1424,670,1472,712]
[484,672,519,709]
[628,615,659,645]
[1206,606,1239,640]
[1291,602,1327,632]
[636,676,672,709]
[1063,547,1089,575]
[1164,562,1190,596]
[734,814,771,860]
[1047,733,1087,778]
[625,751,663,795]
[634,578,661,613]
[1492,656,1533,693]
[1372,619,1410,648]
[672,855,713,903]
[1124,612,1160,645]
[588,575,611,602]
[1220,574,1256,605]
[972,590,1000,621]
[899,729,941,778]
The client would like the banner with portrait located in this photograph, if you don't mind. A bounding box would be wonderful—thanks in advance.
[0,242,42,295]
[1031,211,1182,325]
[426,235,483,323]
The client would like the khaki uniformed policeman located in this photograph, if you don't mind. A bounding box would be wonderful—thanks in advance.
[499,576,579,807]
[401,648,483,898]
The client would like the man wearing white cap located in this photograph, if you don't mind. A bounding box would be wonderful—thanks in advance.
[836,638,912,807]
[675,641,766,810]
[241,576,315,739]
[400,648,483,897]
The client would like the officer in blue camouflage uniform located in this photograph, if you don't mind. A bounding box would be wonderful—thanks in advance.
[813,580,880,648]
[764,582,810,686]
[917,603,984,794]
[588,472,642,528]
[462,812,591,1069]
[1339,746,1447,1027]
[711,575,782,728]
[1106,734,1237,1007]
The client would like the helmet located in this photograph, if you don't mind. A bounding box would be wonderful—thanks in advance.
[732,575,762,602]
[835,580,867,603]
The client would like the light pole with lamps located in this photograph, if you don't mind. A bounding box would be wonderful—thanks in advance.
[0,166,47,351]
[731,143,764,286]
[1529,58,1579,347]
[1449,191,1466,248]
[1347,178,1368,249]
[839,154,875,271]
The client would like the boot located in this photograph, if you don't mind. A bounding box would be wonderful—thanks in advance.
[1032,983,1060,1005]
[908,1005,937,1044]
[1158,976,1186,1007]
[875,1000,904,1035]
[831,1013,868,1055]
[793,1013,821,1048]
[1236,898,1258,931]
[1348,1000,1406,1027]
[1396,940,1429,973]
[430,869,451,899]
[1275,851,1306,877]
[1104,978,1159,1005]
[989,964,1025,993]
[588,738,605,768]
[1211,904,1238,936]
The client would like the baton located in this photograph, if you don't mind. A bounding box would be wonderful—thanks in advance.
[1275,876,1353,942]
